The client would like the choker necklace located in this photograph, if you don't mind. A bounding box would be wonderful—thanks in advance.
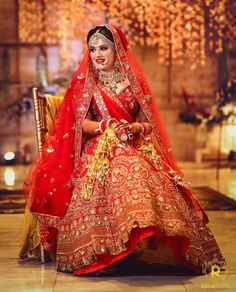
[98,70,126,92]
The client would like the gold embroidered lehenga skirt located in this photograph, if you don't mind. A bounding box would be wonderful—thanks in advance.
[55,134,226,276]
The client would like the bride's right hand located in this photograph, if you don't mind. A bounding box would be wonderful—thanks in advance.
[111,122,128,136]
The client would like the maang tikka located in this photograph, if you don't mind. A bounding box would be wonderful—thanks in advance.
[88,29,115,49]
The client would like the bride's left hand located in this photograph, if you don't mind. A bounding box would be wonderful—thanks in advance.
[127,123,142,135]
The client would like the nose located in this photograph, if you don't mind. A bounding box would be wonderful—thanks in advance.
[92,48,99,57]
[96,48,105,58]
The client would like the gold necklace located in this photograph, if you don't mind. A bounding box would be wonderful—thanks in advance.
[98,70,126,92]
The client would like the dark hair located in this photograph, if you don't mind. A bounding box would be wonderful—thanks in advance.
[87,26,114,45]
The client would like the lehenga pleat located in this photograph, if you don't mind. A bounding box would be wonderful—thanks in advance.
[55,143,225,275]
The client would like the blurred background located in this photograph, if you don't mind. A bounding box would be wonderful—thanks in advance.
[0,0,236,212]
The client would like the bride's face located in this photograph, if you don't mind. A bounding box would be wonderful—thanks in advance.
[89,38,116,72]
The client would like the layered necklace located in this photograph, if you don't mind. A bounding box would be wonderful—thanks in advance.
[98,70,126,92]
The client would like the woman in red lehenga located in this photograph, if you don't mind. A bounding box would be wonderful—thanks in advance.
[23,24,226,276]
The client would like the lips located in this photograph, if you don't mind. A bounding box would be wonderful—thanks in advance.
[96,58,105,64]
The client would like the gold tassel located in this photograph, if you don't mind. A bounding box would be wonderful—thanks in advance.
[137,137,163,169]
[80,128,119,200]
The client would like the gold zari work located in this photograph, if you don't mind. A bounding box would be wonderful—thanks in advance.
[80,128,119,200]
[57,142,225,273]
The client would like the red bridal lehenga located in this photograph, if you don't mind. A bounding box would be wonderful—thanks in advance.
[23,24,226,276]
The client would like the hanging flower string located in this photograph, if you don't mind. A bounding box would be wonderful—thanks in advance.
[18,0,236,68]
[80,128,120,200]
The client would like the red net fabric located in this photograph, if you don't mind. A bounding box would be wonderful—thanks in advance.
[24,52,90,218]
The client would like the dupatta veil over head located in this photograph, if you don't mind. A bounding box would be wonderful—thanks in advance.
[24,24,184,222]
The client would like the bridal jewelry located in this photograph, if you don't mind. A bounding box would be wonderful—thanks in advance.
[120,133,128,142]
[106,118,117,129]
[89,30,115,49]
[128,133,134,140]
[120,119,128,124]
[98,70,126,92]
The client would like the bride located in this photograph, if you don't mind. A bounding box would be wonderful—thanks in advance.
[21,24,226,276]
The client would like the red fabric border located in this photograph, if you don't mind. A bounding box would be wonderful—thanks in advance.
[72,226,200,276]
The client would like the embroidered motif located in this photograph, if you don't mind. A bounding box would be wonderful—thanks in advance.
[46,145,54,153]
[56,146,225,273]
[77,73,85,80]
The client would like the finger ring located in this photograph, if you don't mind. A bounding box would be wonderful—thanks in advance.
[128,133,134,140]
[120,133,128,142]
[120,119,128,124]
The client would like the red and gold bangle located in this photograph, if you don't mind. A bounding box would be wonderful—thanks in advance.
[106,118,117,129]
[142,123,148,135]
[139,123,145,135]
[95,119,106,134]
[139,123,149,135]
[95,120,102,134]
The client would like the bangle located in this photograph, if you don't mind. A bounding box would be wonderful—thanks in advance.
[106,118,117,129]
[98,120,103,133]
[142,123,148,135]
[139,123,149,136]
[141,123,150,135]
[95,120,106,134]
[139,123,145,135]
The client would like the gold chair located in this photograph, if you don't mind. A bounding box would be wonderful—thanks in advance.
[32,87,64,154]
[19,87,63,263]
